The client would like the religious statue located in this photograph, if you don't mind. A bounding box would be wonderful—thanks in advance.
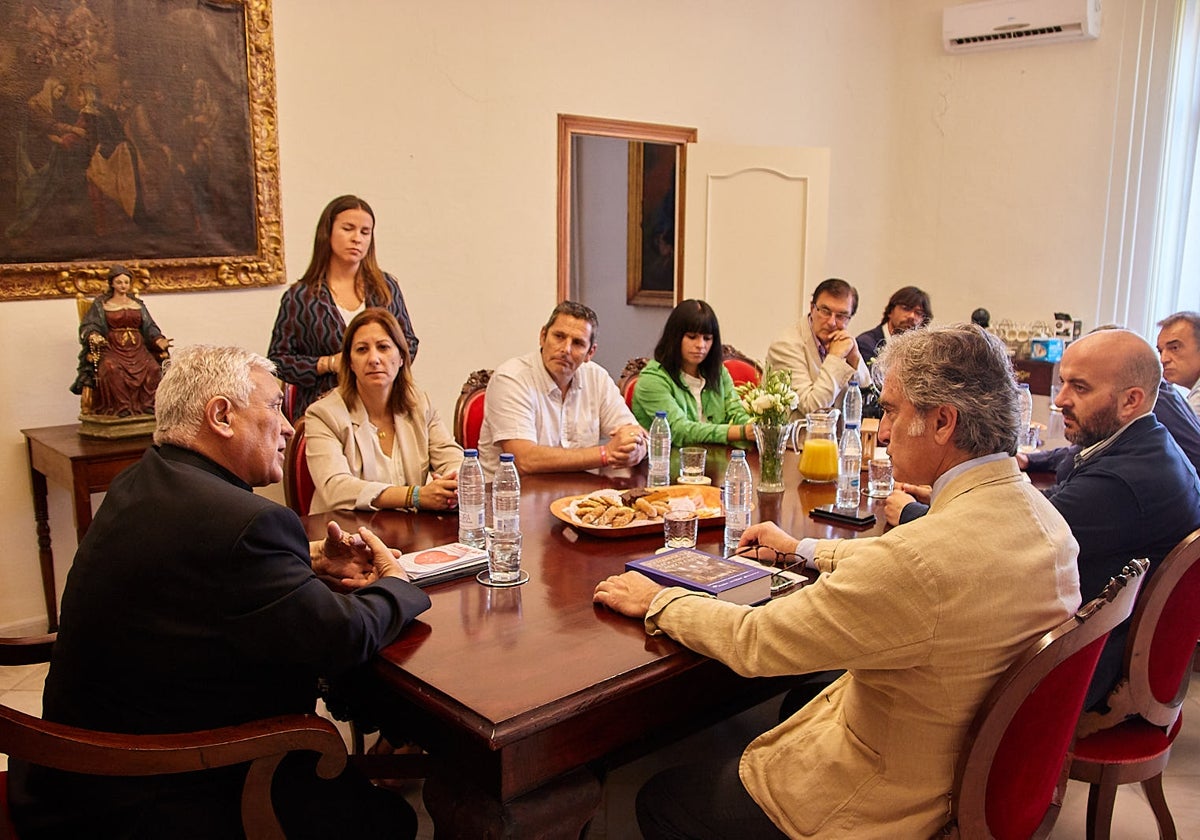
[70,265,171,437]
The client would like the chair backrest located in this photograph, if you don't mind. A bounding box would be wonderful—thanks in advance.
[721,344,762,387]
[283,416,314,518]
[617,357,649,410]
[0,634,348,840]
[281,382,300,425]
[453,369,492,450]
[947,559,1149,840]
[1117,527,1200,726]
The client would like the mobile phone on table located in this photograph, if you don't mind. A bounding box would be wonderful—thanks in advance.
[809,504,876,528]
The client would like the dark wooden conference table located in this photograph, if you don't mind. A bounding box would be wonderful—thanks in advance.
[301,447,890,838]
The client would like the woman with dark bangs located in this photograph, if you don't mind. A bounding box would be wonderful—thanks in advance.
[631,299,754,446]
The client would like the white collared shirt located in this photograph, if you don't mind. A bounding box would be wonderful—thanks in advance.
[477,350,636,477]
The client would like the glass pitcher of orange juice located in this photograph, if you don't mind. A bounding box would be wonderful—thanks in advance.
[798,409,840,483]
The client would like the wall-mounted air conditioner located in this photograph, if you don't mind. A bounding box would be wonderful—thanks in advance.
[943,0,1101,53]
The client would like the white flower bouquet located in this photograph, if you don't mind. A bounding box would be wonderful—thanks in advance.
[736,368,799,426]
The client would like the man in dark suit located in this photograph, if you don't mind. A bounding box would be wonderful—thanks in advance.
[854,285,933,366]
[10,345,431,839]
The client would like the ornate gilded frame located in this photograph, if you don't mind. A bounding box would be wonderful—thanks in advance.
[0,0,283,301]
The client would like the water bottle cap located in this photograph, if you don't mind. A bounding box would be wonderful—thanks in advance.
[655,411,667,418]
[850,376,859,386]
[731,450,746,459]
[1018,383,1030,390]
[464,449,479,457]
[499,453,514,463]
[846,422,858,429]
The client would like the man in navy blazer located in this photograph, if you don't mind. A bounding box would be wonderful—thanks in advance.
[10,345,431,839]
[854,285,933,366]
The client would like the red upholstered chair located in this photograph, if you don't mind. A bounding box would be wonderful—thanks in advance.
[453,369,492,451]
[617,357,649,411]
[1068,528,1200,840]
[941,560,1149,840]
[0,633,347,840]
[281,382,300,425]
[283,415,315,518]
[721,344,762,388]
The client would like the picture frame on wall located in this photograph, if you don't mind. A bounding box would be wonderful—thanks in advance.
[0,0,283,301]
[626,140,679,307]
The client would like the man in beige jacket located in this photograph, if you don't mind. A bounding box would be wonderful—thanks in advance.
[595,324,1081,839]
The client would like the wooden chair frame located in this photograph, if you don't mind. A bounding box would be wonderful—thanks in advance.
[282,415,313,518]
[617,357,648,409]
[721,343,763,385]
[1068,528,1200,840]
[0,635,347,840]
[944,560,1149,840]
[453,369,492,450]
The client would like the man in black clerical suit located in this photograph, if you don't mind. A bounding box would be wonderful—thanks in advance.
[10,345,430,840]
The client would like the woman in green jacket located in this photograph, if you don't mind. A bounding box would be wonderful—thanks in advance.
[632,299,754,445]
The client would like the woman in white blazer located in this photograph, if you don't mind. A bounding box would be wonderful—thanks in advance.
[305,308,462,514]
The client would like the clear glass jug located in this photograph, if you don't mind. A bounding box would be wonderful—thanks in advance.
[797,409,840,483]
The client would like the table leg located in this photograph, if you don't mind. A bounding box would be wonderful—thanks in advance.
[71,477,95,545]
[423,766,601,840]
[28,465,57,632]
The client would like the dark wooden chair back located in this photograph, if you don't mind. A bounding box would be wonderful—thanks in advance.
[283,415,315,518]
[453,369,492,451]
[944,560,1149,840]
[0,634,347,840]
[617,357,649,410]
[281,382,300,425]
[721,344,762,387]
[1065,530,1200,839]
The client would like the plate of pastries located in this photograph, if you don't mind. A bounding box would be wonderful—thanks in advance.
[550,485,724,537]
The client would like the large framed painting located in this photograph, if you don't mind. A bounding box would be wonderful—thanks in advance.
[626,140,679,307]
[0,0,283,300]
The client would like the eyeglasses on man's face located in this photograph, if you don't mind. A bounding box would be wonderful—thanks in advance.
[812,303,853,325]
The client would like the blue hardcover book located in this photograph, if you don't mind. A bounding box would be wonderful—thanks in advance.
[626,548,772,605]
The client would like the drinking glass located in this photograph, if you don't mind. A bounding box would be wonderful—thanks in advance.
[485,530,522,584]
[679,447,707,482]
[867,457,894,498]
[663,510,699,549]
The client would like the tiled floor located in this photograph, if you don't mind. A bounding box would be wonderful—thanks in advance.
[3,665,1198,838]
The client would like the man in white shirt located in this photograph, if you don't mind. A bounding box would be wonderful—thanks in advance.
[765,278,871,418]
[1156,311,1200,417]
[478,301,646,476]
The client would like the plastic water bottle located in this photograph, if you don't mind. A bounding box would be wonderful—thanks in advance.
[457,449,486,548]
[843,376,862,430]
[1017,382,1033,433]
[492,453,521,536]
[836,423,862,509]
[648,411,671,487]
[1016,382,1034,451]
[723,450,753,554]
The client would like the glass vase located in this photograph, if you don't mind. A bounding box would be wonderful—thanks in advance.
[752,421,794,492]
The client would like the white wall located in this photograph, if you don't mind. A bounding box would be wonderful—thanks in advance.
[0,0,1160,629]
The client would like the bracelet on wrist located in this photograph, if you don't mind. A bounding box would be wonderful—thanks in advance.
[412,485,421,510]
[599,445,609,467]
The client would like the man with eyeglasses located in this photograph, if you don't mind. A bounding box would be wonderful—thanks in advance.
[765,278,870,417]
[855,285,933,367]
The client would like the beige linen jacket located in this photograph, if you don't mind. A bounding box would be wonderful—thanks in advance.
[305,389,463,514]
[765,315,870,418]
[645,457,1080,838]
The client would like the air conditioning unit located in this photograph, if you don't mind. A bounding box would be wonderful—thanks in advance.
[943,0,1101,53]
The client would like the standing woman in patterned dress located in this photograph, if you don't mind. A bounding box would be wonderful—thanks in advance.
[269,194,420,420]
